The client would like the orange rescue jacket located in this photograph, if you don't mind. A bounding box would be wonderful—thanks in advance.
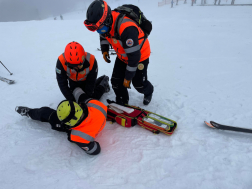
[70,100,107,144]
[58,52,95,81]
[105,11,150,63]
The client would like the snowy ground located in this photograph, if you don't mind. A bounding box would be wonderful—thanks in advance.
[1,1,252,188]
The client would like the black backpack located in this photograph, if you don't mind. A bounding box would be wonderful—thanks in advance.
[113,4,152,40]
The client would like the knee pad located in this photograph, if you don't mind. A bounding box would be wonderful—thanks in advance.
[73,87,85,103]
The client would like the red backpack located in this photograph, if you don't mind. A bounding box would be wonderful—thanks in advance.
[106,101,177,135]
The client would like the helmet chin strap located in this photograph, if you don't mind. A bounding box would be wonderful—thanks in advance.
[64,112,85,130]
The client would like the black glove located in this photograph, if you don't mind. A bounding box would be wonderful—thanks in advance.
[49,111,69,132]
[107,99,116,104]
[52,123,69,132]
[76,141,101,155]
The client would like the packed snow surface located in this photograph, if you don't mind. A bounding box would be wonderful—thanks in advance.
[0,0,252,188]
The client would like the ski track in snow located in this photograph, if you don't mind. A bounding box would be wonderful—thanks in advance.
[1,0,252,188]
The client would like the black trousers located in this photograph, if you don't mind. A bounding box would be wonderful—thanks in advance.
[28,107,65,132]
[69,78,105,100]
[111,57,154,104]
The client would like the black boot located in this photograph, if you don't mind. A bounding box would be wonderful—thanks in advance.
[116,96,128,106]
[143,93,152,105]
[99,75,110,93]
[15,106,31,117]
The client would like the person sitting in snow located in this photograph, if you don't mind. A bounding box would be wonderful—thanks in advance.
[56,41,110,102]
[84,0,154,105]
[15,87,107,155]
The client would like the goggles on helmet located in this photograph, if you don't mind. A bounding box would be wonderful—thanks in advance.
[84,1,108,31]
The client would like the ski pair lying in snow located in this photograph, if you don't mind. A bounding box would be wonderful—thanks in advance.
[106,100,177,135]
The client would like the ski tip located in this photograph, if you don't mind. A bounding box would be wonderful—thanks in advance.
[204,121,215,128]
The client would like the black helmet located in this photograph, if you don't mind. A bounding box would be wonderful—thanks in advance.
[84,0,112,31]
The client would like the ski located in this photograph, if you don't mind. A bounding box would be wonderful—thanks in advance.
[204,121,252,134]
[0,76,15,84]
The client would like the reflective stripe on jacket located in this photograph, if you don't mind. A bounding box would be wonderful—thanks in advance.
[58,52,95,81]
[70,100,107,144]
[105,11,150,64]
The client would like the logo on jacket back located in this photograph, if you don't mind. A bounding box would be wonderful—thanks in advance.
[126,39,134,47]
[112,38,117,44]
[138,63,144,70]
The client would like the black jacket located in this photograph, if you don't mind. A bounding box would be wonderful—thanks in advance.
[55,58,98,101]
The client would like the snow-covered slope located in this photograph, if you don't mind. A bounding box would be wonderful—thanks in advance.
[1,1,252,188]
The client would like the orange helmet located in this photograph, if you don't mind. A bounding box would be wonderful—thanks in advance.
[64,42,85,65]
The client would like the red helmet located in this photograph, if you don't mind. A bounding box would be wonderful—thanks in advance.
[64,42,85,65]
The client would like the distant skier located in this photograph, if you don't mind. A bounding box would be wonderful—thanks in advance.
[15,87,107,155]
[84,0,154,105]
[56,41,110,102]
[60,14,63,20]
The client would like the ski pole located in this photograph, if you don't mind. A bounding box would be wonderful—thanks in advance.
[0,61,13,75]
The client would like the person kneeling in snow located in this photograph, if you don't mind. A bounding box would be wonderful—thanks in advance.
[15,87,107,155]
[56,41,110,101]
